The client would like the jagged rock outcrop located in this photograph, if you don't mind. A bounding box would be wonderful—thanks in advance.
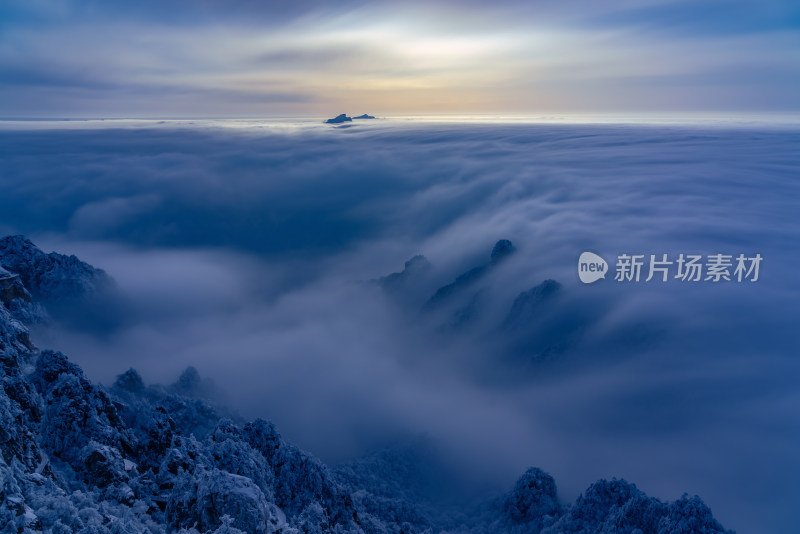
[114,368,146,395]
[34,350,138,476]
[489,239,516,264]
[243,419,359,528]
[541,478,731,534]
[423,239,516,313]
[333,440,451,533]
[503,279,561,330]
[325,114,353,124]
[168,468,284,534]
[0,266,46,325]
[325,114,375,123]
[0,235,112,302]
[0,266,29,305]
[0,235,118,331]
[503,467,560,529]
[375,255,432,292]
[169,365,220,400]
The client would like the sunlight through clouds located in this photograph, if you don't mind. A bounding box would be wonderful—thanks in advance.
[1,0,797,116]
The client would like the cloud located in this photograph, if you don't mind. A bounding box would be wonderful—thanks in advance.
[1,0,798,116]
[3,119,799,533]
[69,195,162,236]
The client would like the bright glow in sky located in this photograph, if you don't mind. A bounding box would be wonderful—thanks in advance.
[0,0,798,117]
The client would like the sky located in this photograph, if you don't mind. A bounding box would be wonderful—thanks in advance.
[1,0,799,117]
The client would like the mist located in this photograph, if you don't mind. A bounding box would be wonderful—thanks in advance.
[1,119,798,533]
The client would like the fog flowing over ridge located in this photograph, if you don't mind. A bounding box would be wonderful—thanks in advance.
[0,240,734,534]
[1,119,799,533]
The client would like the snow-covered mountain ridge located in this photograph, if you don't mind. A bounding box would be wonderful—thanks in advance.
[0,237,734,533]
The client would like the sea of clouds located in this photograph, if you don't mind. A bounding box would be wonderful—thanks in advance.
[1,118,798,532]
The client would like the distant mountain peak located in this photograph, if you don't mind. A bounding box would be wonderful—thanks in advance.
[376,254,432,291]
[325,113,376,123]
[504,279,562,328]
[114,368,146,394]
[424,239,515,311]
[490,239,516,264]
[324,113,352,124]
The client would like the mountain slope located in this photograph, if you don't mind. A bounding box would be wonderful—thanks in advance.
[0,237,734,534]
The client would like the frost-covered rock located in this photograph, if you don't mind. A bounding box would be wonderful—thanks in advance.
[36,352,136,470]
[207,420,275,500]
[114,368,146,395]
[0,309,44,474]
[333,441,449,533]
[211,515,248,534]
[503,467,560,529]
[658,494,733,534]
[0,235,118,330]
[0,457,32,532]
[0,382,43,475]
[83,442,129,489]
[243,419,358,528]
[0,304,34,366]
[110,366,235,452]
[168,468,283,533]
[541,479,733,534]
[0,235,112,301]
[0,265,46,325]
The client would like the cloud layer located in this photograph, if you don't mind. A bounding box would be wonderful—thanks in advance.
[1,119,799,532]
